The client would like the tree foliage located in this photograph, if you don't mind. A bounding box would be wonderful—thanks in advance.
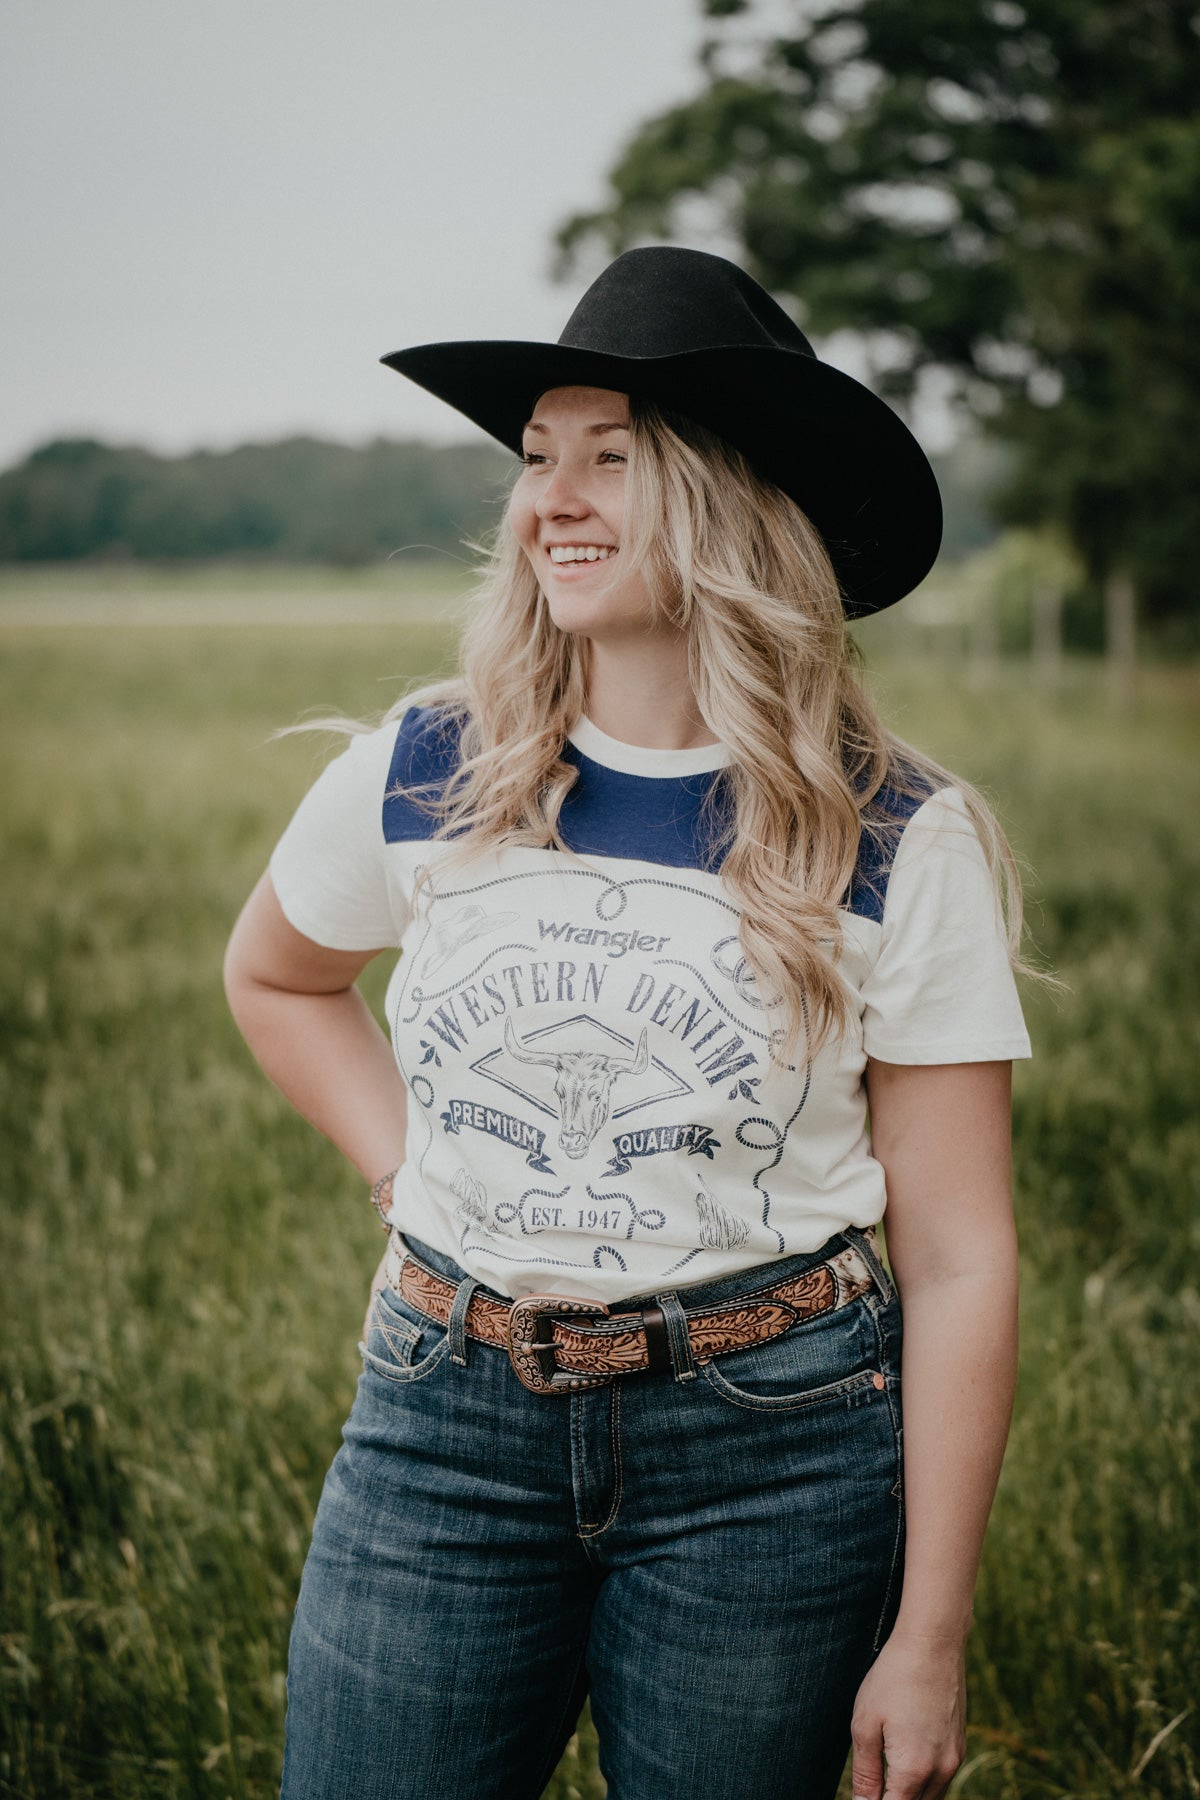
[0,436,513,566]
[556,0,1200,631]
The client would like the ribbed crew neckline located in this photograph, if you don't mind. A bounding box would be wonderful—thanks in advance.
[566,714,732,778]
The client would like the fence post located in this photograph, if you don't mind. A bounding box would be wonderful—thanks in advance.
[1032,578,1062,694]
[970,574,999,688]
[1105,572,1136,711]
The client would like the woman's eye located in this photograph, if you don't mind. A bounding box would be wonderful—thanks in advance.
[519,447,625,467]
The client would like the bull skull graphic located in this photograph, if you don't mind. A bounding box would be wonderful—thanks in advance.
[504,1019,650,1160]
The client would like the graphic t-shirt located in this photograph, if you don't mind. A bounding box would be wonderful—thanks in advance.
[270,706,1031,1302]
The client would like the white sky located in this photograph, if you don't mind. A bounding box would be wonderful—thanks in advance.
[0,0,712,466]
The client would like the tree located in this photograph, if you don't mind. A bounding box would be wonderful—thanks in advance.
[556,0,1200,647]
[0,437,513,566]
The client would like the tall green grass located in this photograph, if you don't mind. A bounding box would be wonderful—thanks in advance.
[1,578,1196,1797]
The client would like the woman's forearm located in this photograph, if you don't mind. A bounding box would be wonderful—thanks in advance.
[888,1247,1019,1646]
[226,976,407,1187]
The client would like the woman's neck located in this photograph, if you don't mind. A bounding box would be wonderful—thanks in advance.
[582,635,720,752]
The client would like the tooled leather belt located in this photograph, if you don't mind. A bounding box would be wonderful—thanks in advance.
[383,1231,881,1395]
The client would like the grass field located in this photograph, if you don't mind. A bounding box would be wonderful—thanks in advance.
[1,565,1198,1797]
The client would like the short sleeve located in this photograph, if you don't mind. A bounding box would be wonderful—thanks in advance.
[860,787,1032,1064]
[269,724,407,950]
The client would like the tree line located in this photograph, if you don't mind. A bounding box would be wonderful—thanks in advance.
[0,430,1000,571]
[0,436,514,566]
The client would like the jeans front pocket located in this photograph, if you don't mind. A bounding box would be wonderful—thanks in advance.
[358,1283,451,1385]
[698,1298,883,1413]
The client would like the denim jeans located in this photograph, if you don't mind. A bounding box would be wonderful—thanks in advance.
[281,1228,904,1800]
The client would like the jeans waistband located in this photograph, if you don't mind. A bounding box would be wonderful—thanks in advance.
[398,1224,895,1316]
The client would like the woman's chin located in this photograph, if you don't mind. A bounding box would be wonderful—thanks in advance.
[544,600,637,639]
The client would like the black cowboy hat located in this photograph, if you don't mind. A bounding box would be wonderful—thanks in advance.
[382,246,941,617]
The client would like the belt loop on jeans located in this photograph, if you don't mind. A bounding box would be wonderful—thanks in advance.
[448,1274,481,1367]
[842,1226,895,1304]
[655,1291,697,1383]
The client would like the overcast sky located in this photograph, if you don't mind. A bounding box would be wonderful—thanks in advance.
[1,0,720,467]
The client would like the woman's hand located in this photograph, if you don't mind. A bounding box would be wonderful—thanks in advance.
[849,1628,966,1799]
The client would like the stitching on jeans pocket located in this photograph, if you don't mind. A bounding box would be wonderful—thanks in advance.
[358,1293,449,1385]
[371,1293,421,1362]
[695,1300,878,1411]
[359,1335,450,1385]
[698,1362,881,1413]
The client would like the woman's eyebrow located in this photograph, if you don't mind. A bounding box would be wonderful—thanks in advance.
[522,420,630,436]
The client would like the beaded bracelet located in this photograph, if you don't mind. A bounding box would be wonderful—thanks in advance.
[370,1167,399,1232]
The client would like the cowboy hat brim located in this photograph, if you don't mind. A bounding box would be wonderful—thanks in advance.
[381,338,942,617]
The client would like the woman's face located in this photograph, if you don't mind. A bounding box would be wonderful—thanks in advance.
[511,385,660,642]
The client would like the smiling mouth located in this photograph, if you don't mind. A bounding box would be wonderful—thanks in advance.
[547,545,618,564]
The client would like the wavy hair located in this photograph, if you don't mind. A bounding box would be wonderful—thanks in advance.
[378,396,1027,1066]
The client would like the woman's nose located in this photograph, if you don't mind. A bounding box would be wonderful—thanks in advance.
[535,464,589,518]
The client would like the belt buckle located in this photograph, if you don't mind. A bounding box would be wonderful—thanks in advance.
[507,1294,612,1395]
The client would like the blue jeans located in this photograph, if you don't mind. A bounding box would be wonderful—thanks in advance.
[281,1228,904,1800]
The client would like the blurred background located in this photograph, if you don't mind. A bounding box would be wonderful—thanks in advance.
[2,2,1196,1796]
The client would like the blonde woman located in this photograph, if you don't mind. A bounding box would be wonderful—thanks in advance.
[225,248,1031,1800]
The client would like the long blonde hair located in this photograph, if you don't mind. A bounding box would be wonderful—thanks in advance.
[383,395,1026,1066]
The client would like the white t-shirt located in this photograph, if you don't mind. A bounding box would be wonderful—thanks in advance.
[270,706,1031,1302]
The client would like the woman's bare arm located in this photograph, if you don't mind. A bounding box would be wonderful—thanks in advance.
[849,1057,1019,1800]
[223,871,408,1189]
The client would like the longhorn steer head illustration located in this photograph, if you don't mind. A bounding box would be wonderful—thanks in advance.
[503,1020,650,1159]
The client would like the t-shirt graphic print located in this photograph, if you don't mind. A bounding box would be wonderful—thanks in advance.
[270,707,1031,1303]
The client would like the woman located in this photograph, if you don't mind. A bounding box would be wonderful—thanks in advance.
[225,247,1031,1800]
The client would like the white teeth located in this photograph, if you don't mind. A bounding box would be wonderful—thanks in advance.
[548,544,617,563]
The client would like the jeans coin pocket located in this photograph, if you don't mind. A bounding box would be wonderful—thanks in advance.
[699,1298,882,1412]
[359,1284,448,1384]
